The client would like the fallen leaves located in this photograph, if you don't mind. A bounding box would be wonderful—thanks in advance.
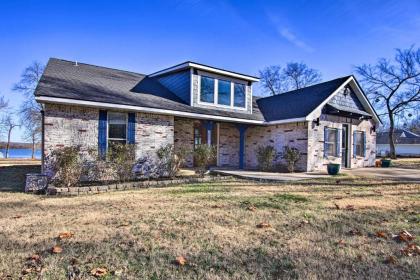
[376,231,388,239]
[385,255,397,265]
[91,267,108,277]
[22,254,43,276]
[51,245,63,254]
[348,229,362,236]
[393,230,414,242]
[336,239,346,247]
[345,205,355,211]
[256,222,271,229]
[175,256,187,266]
[400,243,420,256]
[58,231,74,240]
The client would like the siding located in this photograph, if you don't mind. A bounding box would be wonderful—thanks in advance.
[157,70,191,104]
[328,86,365,111]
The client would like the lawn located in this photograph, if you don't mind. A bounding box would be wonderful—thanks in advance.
[0,172,419,279]
[391,158,420,169]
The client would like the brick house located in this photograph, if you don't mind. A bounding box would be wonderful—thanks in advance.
[35,58,381,174]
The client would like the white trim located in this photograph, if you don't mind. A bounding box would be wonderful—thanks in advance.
[149,62,260,82]
[36,96,265,124]
[197,74,248,111]
[265,117,307,125]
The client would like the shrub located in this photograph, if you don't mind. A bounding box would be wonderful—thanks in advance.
[82,148,117,183]
[156,144,188,178]
[107,143,136,182]
[256,145,277,171]
[50,146,82,187]
[281,146,301,173]
[132,156,159,179]
[193,144,216,177]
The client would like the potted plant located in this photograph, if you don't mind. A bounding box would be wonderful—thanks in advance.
[327,163,341,175]
[381,157,392,168]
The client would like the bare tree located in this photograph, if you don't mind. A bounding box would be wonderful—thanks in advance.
[258,65,284,96]
[356,47,420,158]
[0,115,19,158]
[13,61,45,157]
[0,95,7,111]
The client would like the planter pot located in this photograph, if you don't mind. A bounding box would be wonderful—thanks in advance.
[381,159,391,168]
[327,163,341,175]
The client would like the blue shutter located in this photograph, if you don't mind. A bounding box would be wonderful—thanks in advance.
[127,112,136,144]
[363,132,366,157]
[353,132,357,158]
[98,110,107,159]
[336,129,341,157]
[324,127,328,158]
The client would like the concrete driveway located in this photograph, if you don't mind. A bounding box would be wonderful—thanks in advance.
[345,167,420,182]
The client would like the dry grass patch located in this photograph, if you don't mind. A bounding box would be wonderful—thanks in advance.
[0,176,419,279]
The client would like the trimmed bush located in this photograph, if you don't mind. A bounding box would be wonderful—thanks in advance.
[256,145,277,171]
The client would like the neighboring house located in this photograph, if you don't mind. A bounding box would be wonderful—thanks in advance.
[377,129,420,157]
[34,58,381,174]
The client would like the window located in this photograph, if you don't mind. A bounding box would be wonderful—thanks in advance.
[325,127,339,157]
[234,83,246,107]
[194,127,202,147]
[217,79,231,105]
[354,131,365,157]
[108,112,127,148]
[200,76,215,103]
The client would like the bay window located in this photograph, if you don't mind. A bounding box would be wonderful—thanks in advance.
[234,83,246,107]
[217,79,231,106]
[200,76,215,103]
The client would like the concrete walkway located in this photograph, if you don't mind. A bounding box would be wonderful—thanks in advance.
[345,167,420,182]
[212,169,331,182]
[212,167,420,182]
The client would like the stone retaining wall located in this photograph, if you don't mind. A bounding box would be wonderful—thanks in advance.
[47,176,231,196]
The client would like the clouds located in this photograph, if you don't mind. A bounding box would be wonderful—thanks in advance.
[265,11,314,53]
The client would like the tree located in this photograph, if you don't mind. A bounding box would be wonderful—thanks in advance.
[356,47,420,159]
[0,95,8,111]
[13,61,45,157]
[259,62,322,95]
[0,115,19,158]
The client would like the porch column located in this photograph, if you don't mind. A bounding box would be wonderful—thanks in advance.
[236,124,249,169]
[203,120,214,146]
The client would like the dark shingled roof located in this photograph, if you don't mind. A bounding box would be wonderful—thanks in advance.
[36,58,364,123]
[377,129,420,144]
[256,76,351,122]
[35,58,265,121]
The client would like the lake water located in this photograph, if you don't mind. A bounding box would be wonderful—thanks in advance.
[0,149,41,159]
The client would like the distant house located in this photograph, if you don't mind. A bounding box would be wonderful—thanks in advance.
[377,129,420,157]
[34,58,381,175]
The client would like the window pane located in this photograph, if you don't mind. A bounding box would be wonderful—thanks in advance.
[355,132,364,156]
[218,79,231,106]
[109,124,126,139]
[328,130,337,143]
[200,76,214,103]
[234,83,246,107]
[108,112,126,124]
[327,143,335,156]
[325,128,337,157]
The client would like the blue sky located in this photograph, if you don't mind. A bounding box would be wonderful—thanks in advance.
[1,0,419,141]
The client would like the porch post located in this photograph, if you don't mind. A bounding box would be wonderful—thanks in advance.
[236,124,249,169]
[203,120,214,146]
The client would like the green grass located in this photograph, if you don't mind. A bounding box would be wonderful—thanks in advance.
[168,183,231,195]
[240,193,309,210]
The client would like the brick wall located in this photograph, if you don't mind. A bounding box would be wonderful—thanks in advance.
[218,122,240,167]
[245,122,309,171]
[174,117,195,167]
[307,114,376,171]
[43,104,175,173]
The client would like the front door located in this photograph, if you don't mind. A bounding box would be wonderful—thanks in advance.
[341,124,349,168]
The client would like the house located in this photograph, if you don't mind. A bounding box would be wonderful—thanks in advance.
[34,58,381,174]
[377,129,420,156]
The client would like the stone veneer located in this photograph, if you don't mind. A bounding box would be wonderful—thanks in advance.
[245,122,309,171]
[307,115,376,171]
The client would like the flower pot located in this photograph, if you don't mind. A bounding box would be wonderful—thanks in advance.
[381,159,391,168]
[327,163,340,175]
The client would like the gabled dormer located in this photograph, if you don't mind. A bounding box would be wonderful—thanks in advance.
[149,61,259,114]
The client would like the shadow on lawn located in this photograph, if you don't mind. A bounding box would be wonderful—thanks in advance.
[0,165,41,192]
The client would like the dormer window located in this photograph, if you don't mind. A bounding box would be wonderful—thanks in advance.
[199,74,247,109]
[200,76,215,103]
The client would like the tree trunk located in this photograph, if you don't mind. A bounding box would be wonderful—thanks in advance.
[6,127,12,158]
[388,114,397,159]
[31,137,35,159]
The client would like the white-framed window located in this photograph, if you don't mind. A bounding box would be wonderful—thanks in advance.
[354,131,365,157]
[198,75,247,109]
[325,127,339,157]
[108,112,127,149]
